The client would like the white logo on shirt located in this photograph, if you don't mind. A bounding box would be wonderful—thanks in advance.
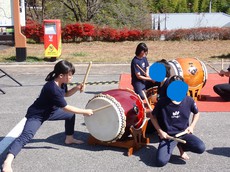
[194,102,198,110]
[171,111,180,118]
[142,62,145,68]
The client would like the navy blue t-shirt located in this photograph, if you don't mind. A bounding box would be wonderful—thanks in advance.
[26,80,67,120]
[152,96,198,135]
[131,56,149,85]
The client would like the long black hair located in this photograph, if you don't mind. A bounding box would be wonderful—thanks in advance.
[45,60,75,81]
[135,42,148,56]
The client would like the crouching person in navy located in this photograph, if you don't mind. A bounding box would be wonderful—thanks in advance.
[148,75,205,167]
[2,60,93,172]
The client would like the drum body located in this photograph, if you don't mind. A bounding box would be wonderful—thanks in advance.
[168,57,208,100]
[146,86,158,109]
[84,89,145,142]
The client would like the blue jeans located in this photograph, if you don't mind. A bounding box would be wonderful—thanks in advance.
[132,82,145,99]
[132,81,156,100]
[8,108,75,157]
[156,134,205,167]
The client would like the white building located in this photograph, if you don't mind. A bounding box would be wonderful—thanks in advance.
[151,12,230,30]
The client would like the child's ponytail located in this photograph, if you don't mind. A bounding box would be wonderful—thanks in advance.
[45,71,55,81]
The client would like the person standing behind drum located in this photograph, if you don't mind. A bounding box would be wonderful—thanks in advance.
[146,59,171,133]
[155,59,171,100]
[131,42,155,100]
[2,60,93,172]
[148,75,205,167]
[213,65,230,101]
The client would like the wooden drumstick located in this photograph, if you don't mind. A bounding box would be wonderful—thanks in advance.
[136,64,147,76]
[142,90,152,110]
[167,136,186,144]
[221,58,224,70]
[81,61,92,92]
[206,62,220,74]
[93,104,112,113]
[175,130,188,138]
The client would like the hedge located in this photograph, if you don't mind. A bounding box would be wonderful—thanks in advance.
[22,19,230,43]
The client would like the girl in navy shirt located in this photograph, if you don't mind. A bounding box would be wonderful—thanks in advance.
[131,42,155,100]
[149,76,205,167]
[3,60,93,172]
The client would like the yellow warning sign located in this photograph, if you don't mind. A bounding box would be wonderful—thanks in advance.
[45,43,61,57]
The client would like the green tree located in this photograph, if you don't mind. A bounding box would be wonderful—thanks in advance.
[26,0,45,23]
[93,0,151,29]
[157,0,170,13]
[191,0,199,12]
[146,0,159,13]
[60,0,104,22]
[215,0,230,13]
[200,0,210,12]
[176,0,189,12]
[168,0,180,12]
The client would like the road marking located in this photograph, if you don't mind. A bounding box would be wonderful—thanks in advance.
[0,117,27,154]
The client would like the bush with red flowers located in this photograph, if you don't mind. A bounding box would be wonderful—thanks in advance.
[22,19,230,43]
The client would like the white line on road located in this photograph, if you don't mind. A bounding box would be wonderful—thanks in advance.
[0,117,27,155]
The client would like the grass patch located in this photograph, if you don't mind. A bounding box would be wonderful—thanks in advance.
[4,56,44,62]
[1,41,230,63]
[72,52,88,57]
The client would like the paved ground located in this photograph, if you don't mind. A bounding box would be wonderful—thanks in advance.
[0,63,229,172]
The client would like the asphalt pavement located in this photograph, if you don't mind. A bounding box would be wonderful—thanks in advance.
[0,63,229,172]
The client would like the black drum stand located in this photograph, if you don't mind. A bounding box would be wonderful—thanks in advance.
[0,69,22,94]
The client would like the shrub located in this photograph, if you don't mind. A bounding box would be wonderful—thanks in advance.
[22,19,43,43]
[23,19,230,43]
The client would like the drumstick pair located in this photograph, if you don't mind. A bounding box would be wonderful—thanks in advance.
[169,130,189,144]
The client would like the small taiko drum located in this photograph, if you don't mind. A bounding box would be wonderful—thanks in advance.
[146,86,158,109]
[84,89,145,142]
[168,57,208,100]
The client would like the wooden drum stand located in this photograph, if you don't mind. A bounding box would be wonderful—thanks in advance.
[87,118,150,156]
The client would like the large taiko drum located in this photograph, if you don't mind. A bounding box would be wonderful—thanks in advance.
[84,89,145,142]
[168,57,208,100]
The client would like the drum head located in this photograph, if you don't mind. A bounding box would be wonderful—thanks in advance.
[84,95,125,142]
[169,58,207,88]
